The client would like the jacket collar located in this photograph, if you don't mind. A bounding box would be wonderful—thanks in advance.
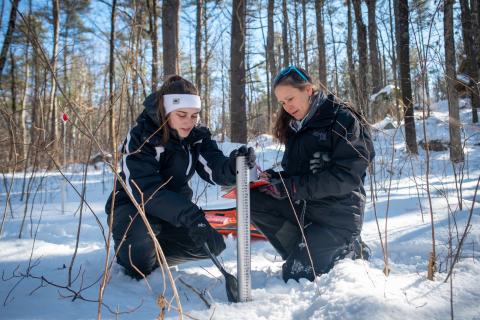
[289,92,339,132]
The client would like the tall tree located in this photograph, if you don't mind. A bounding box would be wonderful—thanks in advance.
[230,0,247,142]
[326,3,339,93]
[301,0,308,72]
[266,0,277,131]
[413,0,431,114]
[315,0,327,86]
[109,0,117,154]
[397,0,418,153]
[352,0,369,116]
[147,0,159,89]
[460,0,479,123]
[49,0,60,161]
[445,0,464,162]
[202,0,210,128]
[0,0,21,77]
[61,0,91,97]
[281,0,290,66]
[365,0,382,93]
[195,0,203,114]
[162,0,180,76]
[346,0,358,106]
[8,49,17,164]
[389,0,401,121]
[294,0,300,66]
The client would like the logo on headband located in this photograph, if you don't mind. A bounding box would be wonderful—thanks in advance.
[173,98,180,104]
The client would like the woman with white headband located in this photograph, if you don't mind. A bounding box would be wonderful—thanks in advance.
[105,75,256,279]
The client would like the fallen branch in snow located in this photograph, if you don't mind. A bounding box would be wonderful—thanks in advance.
[178,277,212,308]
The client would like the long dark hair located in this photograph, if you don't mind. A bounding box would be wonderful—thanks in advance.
[156,75,198,143]
[272,66,318,144]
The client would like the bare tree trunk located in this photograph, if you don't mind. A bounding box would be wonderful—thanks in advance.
[230,0,247,143]
[9,50,17,164]
[202,0,210,128]
[49,0,60,162]
[109,0,117,155]
[352,0,369,116]
[315,0,327,87]
[445,0,464,163]
[326,4,339,93]
[195,0,203,119]
[267,0,277,131]
[475,0,480,123]
[301,0,308,72]
[130,2,142,125]
[0,0,20,77]
[294,0,300,66]
[282,0,290,66]
[221,39,227,141]
[389,0,401,122]
[20,43,30,161]
[0,0,4,28]
[460,0,479,123]
[162,0,180,76]
[366,0,382,93]
[147,0,159,89]
[397,0,418,154]
[63,21,69,97]
[346,0,359,107]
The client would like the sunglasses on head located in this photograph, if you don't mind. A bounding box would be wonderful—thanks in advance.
[274,65,309,84]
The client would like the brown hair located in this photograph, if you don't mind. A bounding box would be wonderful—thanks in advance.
[272,67,317,144]
[156,75,198,143]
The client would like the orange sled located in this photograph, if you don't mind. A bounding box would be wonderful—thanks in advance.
[204,208,266,240]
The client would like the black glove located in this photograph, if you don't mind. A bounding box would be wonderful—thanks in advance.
[258,178,294,200]
[229,145,256,171]
[309,151,331,174]
[187,214,226,256]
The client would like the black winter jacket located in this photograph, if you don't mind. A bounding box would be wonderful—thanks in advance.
[282,93,375,233]
[105,92,236,228]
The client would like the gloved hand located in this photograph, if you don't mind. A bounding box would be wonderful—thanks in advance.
[309,151,331,173]
[258,178,294,200]
[229,145,256,170]
[260,168,282,180]
[187,213,226,256]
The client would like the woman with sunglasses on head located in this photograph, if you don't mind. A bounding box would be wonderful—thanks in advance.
[105,75,255,279]
[252,66,375,282]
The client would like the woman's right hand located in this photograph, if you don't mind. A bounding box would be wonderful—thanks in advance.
[187,213,226,256]
[229,146,256,170]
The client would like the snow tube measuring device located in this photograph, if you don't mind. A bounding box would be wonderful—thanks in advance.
[236,155,251,302]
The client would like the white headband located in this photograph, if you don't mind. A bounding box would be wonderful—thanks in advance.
[163,94,201,115]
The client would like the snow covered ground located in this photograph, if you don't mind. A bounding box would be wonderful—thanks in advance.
[1,99,480,319]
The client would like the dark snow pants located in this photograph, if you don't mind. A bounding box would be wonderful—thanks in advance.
[250,190,358,282]
[111,203,208,279]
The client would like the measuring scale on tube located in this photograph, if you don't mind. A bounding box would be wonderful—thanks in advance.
[236,156,252,302]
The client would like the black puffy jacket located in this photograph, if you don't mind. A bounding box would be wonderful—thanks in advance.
[105,92,236,228]
[281,93,375,233]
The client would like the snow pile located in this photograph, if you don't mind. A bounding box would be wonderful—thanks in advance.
[1,99,479,319]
